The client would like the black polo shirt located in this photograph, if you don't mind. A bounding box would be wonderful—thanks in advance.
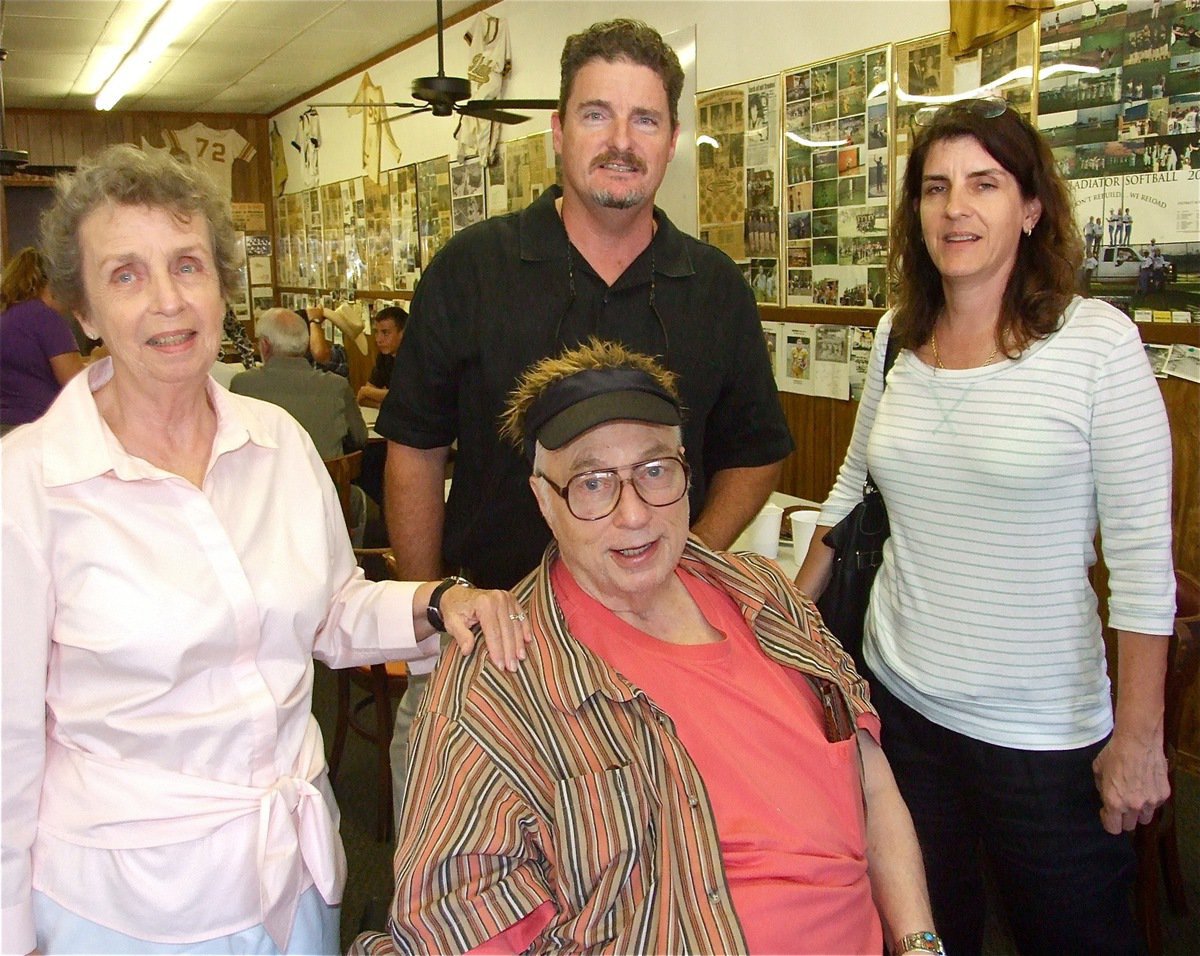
[369,352,395,389]
[376,185,793,589]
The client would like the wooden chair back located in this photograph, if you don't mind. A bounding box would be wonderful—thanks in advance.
[323,451,363,535]
[1168,571,1200,762]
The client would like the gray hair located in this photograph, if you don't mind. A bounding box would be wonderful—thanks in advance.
[39,143,242,315]
[255,307,310,357]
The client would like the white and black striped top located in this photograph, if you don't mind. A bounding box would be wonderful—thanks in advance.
[821,298,1175,749]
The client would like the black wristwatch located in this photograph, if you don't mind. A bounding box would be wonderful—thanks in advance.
[426,575,471,631]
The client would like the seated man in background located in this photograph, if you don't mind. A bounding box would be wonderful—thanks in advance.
[355,305,408,510]
[233,307,367,460]
[357,341,940,956]
[233,308,368,538]
[356,305,406,409]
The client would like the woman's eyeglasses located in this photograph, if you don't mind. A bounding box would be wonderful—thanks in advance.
[536,456,690,521]
[912,95,1010,127]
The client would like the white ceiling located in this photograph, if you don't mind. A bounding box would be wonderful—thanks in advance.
[0,0,480,114]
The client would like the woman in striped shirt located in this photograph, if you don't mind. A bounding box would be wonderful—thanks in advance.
[797,98,1174,956]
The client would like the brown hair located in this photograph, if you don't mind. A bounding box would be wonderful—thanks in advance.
[1,247,49,308]
[559,19,684,129]
[39,143,242,316]
[373,305,408,330]
[501,337,680,450]
[888,102,1082,355]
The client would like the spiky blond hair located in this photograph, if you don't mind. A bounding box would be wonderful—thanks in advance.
[500,338,680,450]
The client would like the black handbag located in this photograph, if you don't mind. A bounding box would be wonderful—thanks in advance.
[815,335,899,674]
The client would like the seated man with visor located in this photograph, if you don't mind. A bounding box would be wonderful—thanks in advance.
[357,338,940,956]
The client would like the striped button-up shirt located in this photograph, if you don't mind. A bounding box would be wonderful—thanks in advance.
[356,539,877,955]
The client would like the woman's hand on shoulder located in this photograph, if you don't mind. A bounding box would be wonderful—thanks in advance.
[438,584,532,673]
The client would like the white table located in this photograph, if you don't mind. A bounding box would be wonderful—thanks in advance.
[729,491,821,580]
[359,405,381,440]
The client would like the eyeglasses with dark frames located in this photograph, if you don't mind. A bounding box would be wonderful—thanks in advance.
[537,455,690,521]
[912,95,1010,128]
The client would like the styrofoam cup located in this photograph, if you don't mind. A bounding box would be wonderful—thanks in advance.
[789,509,822,559]
[747,503,784,559]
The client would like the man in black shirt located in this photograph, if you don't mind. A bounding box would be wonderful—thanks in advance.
[376,19,793,828]
[357,306,406,408]
[378,21,791,592]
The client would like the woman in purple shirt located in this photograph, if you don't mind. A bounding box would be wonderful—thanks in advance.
[0,247,83,434]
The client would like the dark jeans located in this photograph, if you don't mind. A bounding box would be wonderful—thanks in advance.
[871,680,1141,956]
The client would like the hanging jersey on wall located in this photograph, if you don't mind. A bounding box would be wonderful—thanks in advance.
[139,136,175,160]
[454,12,511,165]
[348,72,402,184]
[166,122,256,199]
[270,121,288,197]
[292,109,322,188]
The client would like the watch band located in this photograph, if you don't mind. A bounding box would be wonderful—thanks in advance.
[426,575,471,631]
[894,931,945,955]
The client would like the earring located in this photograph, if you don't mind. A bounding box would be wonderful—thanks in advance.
[1024,224,1033,237]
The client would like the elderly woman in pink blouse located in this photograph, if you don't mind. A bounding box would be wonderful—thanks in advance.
[0,144,530,955]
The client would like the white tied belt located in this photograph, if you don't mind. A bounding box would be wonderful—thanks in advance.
[38,734,346,949]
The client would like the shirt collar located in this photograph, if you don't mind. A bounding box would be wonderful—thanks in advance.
[263,354,314,373]
[520,536,871,741]
[519,184,694,280]
[520,537,764,715]
[40,358,279,488]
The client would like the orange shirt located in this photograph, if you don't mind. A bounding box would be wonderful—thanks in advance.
[554,562,882,955]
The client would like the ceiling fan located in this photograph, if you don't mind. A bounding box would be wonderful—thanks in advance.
[310,0,556,126]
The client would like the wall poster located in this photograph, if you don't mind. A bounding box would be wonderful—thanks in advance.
[501,130,557,213]
[697,86,748,261]
[300,188,323,289]
[389,164,421,292]
[745,77,782,304]
[892,33,956,167]
[320,183,345,289]
[450,156,487,233]
[781,45,890,307]
[1040,0,1200,320]
[363,173,394,290]
[486,152,509,216]
[416,156,453,267]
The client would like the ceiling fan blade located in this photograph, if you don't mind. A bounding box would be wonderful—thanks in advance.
[457,104,531,125]
[307,101,421,110]
[483,98,559,111]
[379,105,432,124]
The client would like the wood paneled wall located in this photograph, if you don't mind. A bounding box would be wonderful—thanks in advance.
[4,108,273,207]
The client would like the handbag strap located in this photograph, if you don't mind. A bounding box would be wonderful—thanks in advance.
[863,329,900,497]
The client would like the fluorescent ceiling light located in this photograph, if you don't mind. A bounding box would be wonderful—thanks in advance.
[95,0,205,111]
[77,1,164,95]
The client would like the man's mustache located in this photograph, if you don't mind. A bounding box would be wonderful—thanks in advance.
[590,150,646,173]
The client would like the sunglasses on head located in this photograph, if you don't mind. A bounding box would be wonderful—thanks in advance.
[912,95,1010,127]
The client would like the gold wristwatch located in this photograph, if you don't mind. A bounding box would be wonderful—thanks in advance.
[894,931,945,955]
